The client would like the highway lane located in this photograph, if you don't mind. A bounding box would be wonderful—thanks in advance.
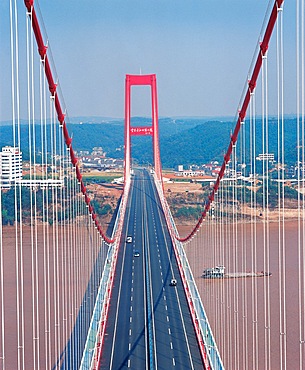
[100,169,203,369]
[143,169,202,369]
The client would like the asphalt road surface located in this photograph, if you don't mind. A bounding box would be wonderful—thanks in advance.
[100,169,203,369]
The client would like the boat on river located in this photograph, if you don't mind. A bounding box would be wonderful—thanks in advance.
[202,265,272,279]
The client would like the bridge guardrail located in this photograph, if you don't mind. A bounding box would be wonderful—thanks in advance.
[80,179,130,369]
[154,176,224,370]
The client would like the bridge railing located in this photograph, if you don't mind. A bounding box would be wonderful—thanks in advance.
[154,177,224,370]
[80,179,130,369]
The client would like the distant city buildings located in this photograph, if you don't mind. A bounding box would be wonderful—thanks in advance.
[174,162,221,179]
[91,146,106,157]
[256,153,275,162]
[0,146,22,189]
[80,157,124,171]
[0,144,124,190]
[78,147,124,171]
[173,153,300,183]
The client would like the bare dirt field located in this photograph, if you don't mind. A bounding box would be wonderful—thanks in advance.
[163,181,204,194]
[92,174,303,225]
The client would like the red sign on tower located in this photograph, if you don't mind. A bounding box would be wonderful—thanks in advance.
[130,126,153,136]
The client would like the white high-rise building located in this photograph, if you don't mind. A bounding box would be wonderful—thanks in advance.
[0,146,22,189]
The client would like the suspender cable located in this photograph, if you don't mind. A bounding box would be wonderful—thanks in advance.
[297,0,305,367]
[23,0,116,244]
[175,0,285,243]
[249,92,259,370]
[276,8,287,369]
[10,1,25,369]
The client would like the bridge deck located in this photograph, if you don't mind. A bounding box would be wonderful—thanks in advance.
[100,169,203,369]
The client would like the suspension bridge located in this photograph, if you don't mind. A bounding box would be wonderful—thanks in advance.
[1,0,305,369]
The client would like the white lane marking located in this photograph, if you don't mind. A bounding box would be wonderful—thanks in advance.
[129,329,132,336]
[109,190,134,370]
[153,192,197,370]
[167,316,169,322]
[130,306,133,312]
[128,359,131,368]
[168,328,171,335]
[141,178,149,370]
[129,343,131,350]
[172,358,176,366]
[165,305,168,311]
[170,342,173,350]
[164,296,166,301]
[130,317,132,323]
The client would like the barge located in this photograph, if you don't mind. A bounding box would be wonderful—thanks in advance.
[202,265,271,279]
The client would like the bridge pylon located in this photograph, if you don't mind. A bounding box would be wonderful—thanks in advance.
[124,74,162,183]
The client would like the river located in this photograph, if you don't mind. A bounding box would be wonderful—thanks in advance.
[182,220,304,369]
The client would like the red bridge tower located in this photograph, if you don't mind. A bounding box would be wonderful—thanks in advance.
[124,74,162,183]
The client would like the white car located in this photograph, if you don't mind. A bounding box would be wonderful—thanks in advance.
[126,236,133,243]
[170,278,177,286]
[134,250,140,257]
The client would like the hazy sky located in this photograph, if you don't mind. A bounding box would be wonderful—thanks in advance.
[0,1,298,120]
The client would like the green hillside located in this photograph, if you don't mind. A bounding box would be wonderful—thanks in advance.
[0,117,299,168]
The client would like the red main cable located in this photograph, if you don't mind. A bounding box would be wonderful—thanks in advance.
[176,0,284,243]
[24,0,115,244]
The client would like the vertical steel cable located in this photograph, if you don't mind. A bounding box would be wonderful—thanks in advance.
[61,120,68,368]
[0,2,5,363]
[0,117,5,370]
[40,53,51,370]
[240,117,248,370]
[276,6,287,369]
[72,167,78,364]
[27,8,41,368]
[225,170,232,369]
[66,159,72,366]
[302,1,305,366]
[231,143,238,370]
[219,181,226,362]
[58,103,64,369]
[50,93,59,365]
[10,1,25,368]
[297,0,305,367]
[261,53,267,368]
[0,163,4,370]
[54,98,61,364]
[301,0,305,367]
[250,91,259,370]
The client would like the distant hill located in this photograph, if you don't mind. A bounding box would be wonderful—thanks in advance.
[131,117,299,168]
[0,117,299,168]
